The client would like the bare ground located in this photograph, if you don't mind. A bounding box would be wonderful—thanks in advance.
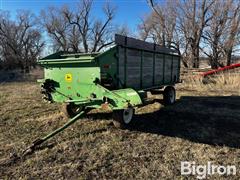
[0,82,240,179]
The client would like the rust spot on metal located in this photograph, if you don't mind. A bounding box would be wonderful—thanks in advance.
[101,103,110,110]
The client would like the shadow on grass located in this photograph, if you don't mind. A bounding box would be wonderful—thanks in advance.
[88,96,240,148]
[130,96,240,149]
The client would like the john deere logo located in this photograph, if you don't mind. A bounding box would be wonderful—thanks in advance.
[65,73,72,82]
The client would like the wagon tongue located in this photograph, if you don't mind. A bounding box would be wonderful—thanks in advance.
[0,111,86,166]
[19,111,85,161]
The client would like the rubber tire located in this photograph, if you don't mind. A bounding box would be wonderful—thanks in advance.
[163,86,176,105]
[62,103,84,118]
[112,107,134,129]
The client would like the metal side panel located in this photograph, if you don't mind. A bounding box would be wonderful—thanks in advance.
[154,54,164,86]
[115,34,179,54]
[126,49,141,89]
[164,55,172,84]
[172,56,180,83]
[118,46,125,87]
[142,51,154,88]
[117,45,180,90]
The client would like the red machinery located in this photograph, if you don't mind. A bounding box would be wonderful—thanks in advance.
[202,63,240,77]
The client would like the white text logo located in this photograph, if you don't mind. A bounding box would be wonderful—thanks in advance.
[181,161,236,179]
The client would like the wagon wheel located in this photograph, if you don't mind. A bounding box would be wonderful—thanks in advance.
[62,103,84,118]
[112,107,135,129]
[163,86,176,105]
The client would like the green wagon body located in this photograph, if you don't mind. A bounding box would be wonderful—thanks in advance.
[21,34,181,150]
[38,34,180,112]
[98,35,181,90]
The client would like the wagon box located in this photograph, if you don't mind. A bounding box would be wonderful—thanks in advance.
[22,34,181,151]
[36,34,180,144]
[38,34,180,128]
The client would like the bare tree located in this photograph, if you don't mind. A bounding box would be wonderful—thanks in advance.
[40,6,79,52]
[115,24,131,37]
[0,10,44,72]
[63,0,116,52]
[91,2,116,52]
[146,0,240,69]
[41,0,116,53]
[222,1,240,65]
[176,0,215,68]
[61,0,92,52]
[140,1,177,48]
[201,0,231,68]
[141,0,184,66]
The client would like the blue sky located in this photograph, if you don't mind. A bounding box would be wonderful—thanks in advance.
[0,0,151,32]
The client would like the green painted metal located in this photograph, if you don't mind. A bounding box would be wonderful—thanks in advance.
[32,35,180,151]
[112,88,142,107]
[95,46,118,88]
[23,111,86,154]
[41,111,85,141]
[38,48,142,110]
[38,35,180,111]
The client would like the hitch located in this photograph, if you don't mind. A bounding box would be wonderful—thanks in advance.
[22,111,85,156]
[0,111,86,167]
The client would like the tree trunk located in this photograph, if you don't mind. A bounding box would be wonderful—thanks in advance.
[192,47,199,68]
[25,59,30,73]
[211,43,219,69]
[210,58,218,69]
[226,48,232,66]
[25,66,30,73]
[182,58,189,68]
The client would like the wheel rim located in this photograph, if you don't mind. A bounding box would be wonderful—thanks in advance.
[70,104,83,114]
[73,107,82,113]
[123,107,133,124]
[169,89,175,103]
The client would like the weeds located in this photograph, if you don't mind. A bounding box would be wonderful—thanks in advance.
[179,70,240,94]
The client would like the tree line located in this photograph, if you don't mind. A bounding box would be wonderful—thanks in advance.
[141,0,240,68]
[0,0,239,72]
[0,11,44,72]
[0,0,128,72]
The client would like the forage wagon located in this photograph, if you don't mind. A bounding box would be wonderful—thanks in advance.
[38,34,181,130]
[22,34,181,150]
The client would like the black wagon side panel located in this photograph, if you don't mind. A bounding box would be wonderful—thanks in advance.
[115,34,180,90]
[126,49,141,89]
[154,54,164,86]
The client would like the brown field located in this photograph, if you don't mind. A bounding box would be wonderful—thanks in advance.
[0,74,240,179]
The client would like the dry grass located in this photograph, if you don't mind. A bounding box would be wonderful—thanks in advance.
[0,77,240,179]
[179,70,240,94]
